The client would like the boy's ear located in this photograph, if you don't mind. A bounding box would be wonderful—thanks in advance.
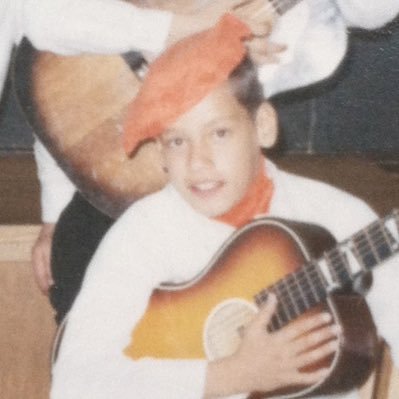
[255,102,278,149]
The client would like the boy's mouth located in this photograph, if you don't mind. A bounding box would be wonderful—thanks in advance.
[189,180,224,196]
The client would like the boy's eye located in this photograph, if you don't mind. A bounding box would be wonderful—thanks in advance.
[167,137,184,148]
[214,128,229,138]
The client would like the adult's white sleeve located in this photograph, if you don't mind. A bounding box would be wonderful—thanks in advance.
[336,0,399,29]
[16,0,172,56]
[33,138,75,223]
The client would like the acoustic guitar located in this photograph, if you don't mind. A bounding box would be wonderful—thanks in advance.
[123,210,399,398]
[14,0,346,217]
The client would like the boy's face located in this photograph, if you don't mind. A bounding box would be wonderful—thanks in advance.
[159,82,276,217]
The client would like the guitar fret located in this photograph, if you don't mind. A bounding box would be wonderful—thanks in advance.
[365,224,382,265]
[285,273,306,315]
[273,283,292,322]
[275,278,299,320]
[351,231,374,272]
[308,263,328,300]
[352,220,394,271]
[282,276,298,320]
[326,248,351,288]
[254,289,269,307]
[297,267,319,308]
[377,220,395,259]
[291,272,309,313]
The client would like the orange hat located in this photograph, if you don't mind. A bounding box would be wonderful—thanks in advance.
[123,13,252,155]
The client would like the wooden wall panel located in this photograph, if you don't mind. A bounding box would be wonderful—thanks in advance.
[0,225,56,399]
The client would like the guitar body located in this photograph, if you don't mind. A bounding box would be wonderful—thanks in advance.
[125,218,378,398]
[14,39,167,218]
[13,0,347,217]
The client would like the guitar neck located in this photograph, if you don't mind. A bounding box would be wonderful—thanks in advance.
[269,0,303,16]
[255,210,399,331]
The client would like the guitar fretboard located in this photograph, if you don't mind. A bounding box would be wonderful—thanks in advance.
[269,0,302,15]
[254,210,399,332]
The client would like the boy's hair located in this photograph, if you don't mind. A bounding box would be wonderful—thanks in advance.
[229,57,264,117]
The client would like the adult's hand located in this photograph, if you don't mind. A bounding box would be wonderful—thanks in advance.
[166,0,284,66]
[31,223,56,295]
[167,0,274,46]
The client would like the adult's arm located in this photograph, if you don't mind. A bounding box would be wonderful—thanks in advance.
[15,0,172,55]
[33,139,75,224]
[336,0,399,29]
[31,139,75,294]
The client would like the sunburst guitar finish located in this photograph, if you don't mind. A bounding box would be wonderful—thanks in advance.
[124,213,399,398]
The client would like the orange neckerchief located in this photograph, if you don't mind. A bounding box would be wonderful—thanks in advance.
[215,163,274,227]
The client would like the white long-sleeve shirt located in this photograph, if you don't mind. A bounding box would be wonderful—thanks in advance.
[1,0,172,97]
[51,160,399,399]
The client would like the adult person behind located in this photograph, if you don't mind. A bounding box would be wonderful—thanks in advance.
[5,0,272,323]
[30,0,399,325]
[51,14,399,398]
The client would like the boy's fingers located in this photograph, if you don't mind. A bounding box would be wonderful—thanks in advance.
[292,324,341,355]
[291,366,331,387]
[294,339,339,369]
[254,293,278,328]
[282,312,333,341]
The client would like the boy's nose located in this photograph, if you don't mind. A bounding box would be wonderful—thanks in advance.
[188,141,213,171]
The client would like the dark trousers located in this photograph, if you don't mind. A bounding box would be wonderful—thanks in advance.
[49,192,114,324]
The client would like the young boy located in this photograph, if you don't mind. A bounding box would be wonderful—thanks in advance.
[51,14,399,399]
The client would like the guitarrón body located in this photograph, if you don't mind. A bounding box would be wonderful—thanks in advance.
[125,212,399,398]
[14,0,346,217]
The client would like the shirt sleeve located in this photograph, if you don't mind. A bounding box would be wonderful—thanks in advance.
[336,0,399,29]
[16,0,172,56]
[33,138,75,223]
[367,254,399,367]
[50,200,209,399]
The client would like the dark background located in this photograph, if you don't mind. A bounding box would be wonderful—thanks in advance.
[1,17,398,158]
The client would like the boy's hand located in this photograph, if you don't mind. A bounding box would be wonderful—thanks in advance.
[205,294,340,398]
[31,223,55,295]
